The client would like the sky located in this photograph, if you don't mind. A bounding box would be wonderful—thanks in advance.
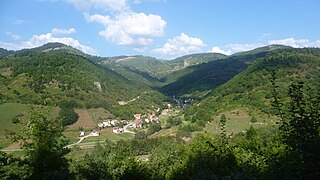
[0,0,319,59]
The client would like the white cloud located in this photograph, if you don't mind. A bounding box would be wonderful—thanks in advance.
[0,29,96,55]
[68,0,128,12]
[70,0,166,47]
[209,38,320,56]
[12,19,26,25]
[52,28,76,35]
[225,43,264,52]
[153,33,206,57]
[6,32,21,41]
[268,38,320,48]
[209,46,232,55]
[85,12,166,46]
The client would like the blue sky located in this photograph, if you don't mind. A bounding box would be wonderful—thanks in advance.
[0,0,319,59]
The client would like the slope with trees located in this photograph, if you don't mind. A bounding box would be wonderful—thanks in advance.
[184,48,320,125]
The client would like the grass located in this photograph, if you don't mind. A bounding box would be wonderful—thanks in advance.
[87,108,114,122]
[0,103,28,149]
[201,108,277,137]
[0,103,59,149]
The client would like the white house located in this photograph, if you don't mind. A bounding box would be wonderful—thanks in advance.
[79,131,85,137]
[98,123,104,128]
[102,120,112,127]
[111,120,119,126]
[112,127,124,134]
[91,130,100,136]
[144,118,150,123]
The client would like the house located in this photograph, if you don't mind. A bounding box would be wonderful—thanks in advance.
[120,120,129,125]
[134,114,142,120]
[132,119,143,128]
[144,118,150,123]
[112,127,124,134]
[79,131,85,137]
[148,114,159,123]
[161,109,169,115]
[98,123,104,128]
[111,120,119,126]
[102,120,112,127]
[91,130,100,136]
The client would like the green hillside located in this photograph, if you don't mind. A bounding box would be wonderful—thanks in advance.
[96,53,228,88]
[184,48,320,122]
[0,50,167,119]
[161,58,248,98]
[100,55,173,77]
[168,53,227,69]
[160,46,280,98]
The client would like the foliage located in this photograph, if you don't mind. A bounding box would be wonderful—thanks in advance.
[134,130,148,139]
[250,116,257,123]
[57,100,79,126]
[6,106,70,179]
[271,80,320,178]
[147,122,162,135]
[165,117,182,128]
[170,136,238,179]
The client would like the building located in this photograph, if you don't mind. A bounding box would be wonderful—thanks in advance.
[134,114,142,120]
[102,120,112,127]
[91,130,100,136]
[79,131,85,137]
[112,127,124,134]
[132,119,143,128]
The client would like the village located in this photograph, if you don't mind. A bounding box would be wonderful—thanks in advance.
[78,108,169,138]
[76,96,194,139]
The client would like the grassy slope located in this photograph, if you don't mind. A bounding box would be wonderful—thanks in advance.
[0,103,60,149]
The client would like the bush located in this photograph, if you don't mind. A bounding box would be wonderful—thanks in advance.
[147,123,162,135]
[135,131,148,139]
[165,117,182,128]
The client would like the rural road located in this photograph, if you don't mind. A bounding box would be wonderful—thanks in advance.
[65,133,98,148]
[123,123,135,134]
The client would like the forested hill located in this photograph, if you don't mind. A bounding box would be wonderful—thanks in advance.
[159,45,290,98]
[0,50,167,119]
[184,48,320,122]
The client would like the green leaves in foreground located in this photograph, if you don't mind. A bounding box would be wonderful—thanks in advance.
[5,106,70,179]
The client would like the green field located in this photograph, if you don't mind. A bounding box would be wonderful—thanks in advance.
[0,103,28,149]
[0,103,59,149]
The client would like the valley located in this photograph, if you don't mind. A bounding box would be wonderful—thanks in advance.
[0,43,319,179]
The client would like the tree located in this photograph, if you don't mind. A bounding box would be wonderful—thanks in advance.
[9,106,70,179]
[220,114,227,145]
[147,123,162,135]
[250,116,257,123]
[58,100,79,126]
[134,131,148,139]
[165,117,182,128]
[271,80,320,178]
